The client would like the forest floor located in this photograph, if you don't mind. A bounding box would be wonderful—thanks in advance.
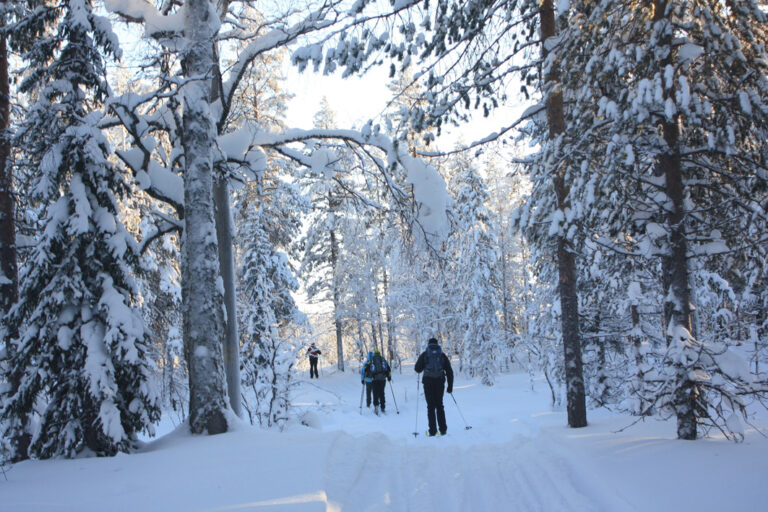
[3,365,768,511]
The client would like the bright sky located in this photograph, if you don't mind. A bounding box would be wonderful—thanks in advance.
[283,64,527,154]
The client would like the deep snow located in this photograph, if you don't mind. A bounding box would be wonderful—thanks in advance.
[3,364,768,511]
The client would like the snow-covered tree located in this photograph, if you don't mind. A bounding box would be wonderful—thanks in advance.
[545,0,768,439]
[238,178,304,428]
[448,155,502,385]
[1,0,159,459]
[104,0,453,433]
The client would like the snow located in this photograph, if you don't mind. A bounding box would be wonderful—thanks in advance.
[400,152,450,242]
[104,0,184,39]
[4,369,767,511]
[678,43,703,62]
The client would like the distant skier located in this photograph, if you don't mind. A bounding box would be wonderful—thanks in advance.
[307,343,321,378]
[364,350,391,414]
[414,338,454,436]
[361,351,374,407]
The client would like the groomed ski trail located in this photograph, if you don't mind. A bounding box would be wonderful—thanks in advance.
[320,431,631,512]
[293,370,634,512]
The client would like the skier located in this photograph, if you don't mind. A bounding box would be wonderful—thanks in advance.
[360,351,374,407]
[307,343,321,378]
[414,338,454,436]
[366,350,391,414]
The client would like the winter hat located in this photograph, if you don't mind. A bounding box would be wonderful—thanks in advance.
[374,349,381,355]
[367,351,373,359]
[428,338,438,345]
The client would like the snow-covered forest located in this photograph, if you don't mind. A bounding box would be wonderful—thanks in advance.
[1,0,768,509]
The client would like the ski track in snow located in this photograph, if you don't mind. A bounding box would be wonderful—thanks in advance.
[292,371,632,512]
[321,432,618,511]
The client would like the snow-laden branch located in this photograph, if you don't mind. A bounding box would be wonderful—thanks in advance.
[252,125,450,244]
[104,0,185,39]
[221,7,338,124]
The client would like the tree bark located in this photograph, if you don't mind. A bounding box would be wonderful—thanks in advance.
[0,31,17,340]
[653,0,698,441]
[329,193,344,371]
[539,0,587,428]
[182,0,229,435]
[214,178,241,417]
[207,7,242,416]
[0,30,29,461]
[382,270,397,368]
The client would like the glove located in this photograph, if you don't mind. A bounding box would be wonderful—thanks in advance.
[446,385,453,394]
[361,381,364,385]
[387,375,391,382]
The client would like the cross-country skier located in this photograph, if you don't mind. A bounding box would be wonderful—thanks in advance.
[307,343,321,378]
[414,338,454,436]
[363,350,391,414]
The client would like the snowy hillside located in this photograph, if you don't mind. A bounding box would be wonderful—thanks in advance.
[4,366,767,512]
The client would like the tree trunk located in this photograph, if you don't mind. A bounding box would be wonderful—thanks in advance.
[653,0,698,441]
[208,33,242,417]
[329,194,344,371]
[214,178,241,417]
[182,0,229,435]
[382,270,397,368]
[0,31,29,461]
[539,0,587,428]
[0,31,16,340]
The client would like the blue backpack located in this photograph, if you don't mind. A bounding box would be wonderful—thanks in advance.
[424,344,444,378]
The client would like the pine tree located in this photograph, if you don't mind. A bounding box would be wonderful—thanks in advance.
[1,0,159,458]
[549,0,768,439]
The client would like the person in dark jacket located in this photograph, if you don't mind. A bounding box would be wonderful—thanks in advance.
[360,351,374,407]
[307,343,321,378]
[414,338,454,436]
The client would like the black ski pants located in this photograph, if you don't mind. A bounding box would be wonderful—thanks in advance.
[423,377,447,435]
[372,380,386,410]
[309,357,319,378]
[365,381,373,406]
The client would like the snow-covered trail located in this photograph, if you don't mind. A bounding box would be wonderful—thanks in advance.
[292,367,632,512]
[3,365,768,511]
[321,431,612,511]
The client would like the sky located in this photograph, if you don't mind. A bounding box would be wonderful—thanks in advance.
[283,63,527,155]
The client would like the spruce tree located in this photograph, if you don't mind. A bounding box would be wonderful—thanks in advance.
[1,0,159,458]
[449,157,502,385]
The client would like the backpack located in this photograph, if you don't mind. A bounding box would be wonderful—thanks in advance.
[423,344,444,379]
[371,353,388,380]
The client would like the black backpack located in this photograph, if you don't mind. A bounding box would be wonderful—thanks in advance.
[371,353,388,380]
[423,344,444,378]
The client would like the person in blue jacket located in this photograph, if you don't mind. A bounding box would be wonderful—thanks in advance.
[360,351,374,407]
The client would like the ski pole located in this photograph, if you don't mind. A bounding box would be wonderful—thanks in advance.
[412,376,420,437]
[388,380,400,414]
[359,383,364,415]
[449,391,472,430]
